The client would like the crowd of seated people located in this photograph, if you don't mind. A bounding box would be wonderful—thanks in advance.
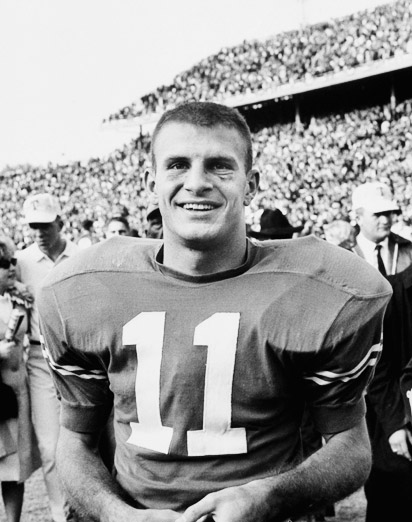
[0,135,152,249]
[249,98,412,237]
[1,96,411,249]
[105,0,412,121]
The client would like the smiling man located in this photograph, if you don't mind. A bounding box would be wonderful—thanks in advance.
[38,102,392,522]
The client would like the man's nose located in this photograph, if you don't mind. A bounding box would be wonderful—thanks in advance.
[183,165,213,193]
[35,228,47,238]
[379,214,392,223]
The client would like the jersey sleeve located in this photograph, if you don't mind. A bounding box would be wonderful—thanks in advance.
[301,293,390,435]
[38,285,113,433]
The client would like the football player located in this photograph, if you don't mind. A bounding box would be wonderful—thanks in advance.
[38,102,392,522]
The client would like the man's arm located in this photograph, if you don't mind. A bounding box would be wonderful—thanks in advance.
[177,419,371,522]
[57,426,181,522]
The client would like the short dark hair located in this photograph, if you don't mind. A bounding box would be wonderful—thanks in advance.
[82,219,94,231]
[0,235,15,260]
[106,215,130,230]
[151,102,253,172]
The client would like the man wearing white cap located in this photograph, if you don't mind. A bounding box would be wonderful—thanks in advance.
[15,193,79,522]
[352,181,412,275]
[352,181,412,522]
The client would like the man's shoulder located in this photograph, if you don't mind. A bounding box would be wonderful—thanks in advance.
[15,242,39,260]
[253,235,392,300]
[41,237,161,289]
[390,231,412,249]
[64,239,81,256]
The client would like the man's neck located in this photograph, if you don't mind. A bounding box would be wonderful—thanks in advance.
[358,231,388,247]
[162,237,248,277]
[40,238,67,262]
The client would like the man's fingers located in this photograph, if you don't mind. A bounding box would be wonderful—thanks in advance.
[176,499,214,522]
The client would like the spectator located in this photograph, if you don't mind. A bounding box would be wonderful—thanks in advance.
[351,181,412,522]
[248,208,303,239]
[76,219,99,249]
[352,181,412,275]
[105,216,131,238]
[0,236,40,522]
[323,220,357,249]
[15,193,80,522]
[145,204,163,239]
[370,261,412,522]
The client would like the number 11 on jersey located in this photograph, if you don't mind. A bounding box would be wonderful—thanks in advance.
[123,312,247,456]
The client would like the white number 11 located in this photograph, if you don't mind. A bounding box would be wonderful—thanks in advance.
[123,312,247,456]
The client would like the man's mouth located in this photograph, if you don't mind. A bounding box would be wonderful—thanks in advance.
[181,203,216,211]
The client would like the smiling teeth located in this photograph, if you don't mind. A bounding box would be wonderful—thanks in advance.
[183,203,214,210]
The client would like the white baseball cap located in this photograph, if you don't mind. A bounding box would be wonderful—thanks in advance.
[352,182,400,214]
[23,193,61,224]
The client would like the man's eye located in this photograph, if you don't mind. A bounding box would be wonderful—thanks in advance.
[168,162,187,170]
[212,163,231,172]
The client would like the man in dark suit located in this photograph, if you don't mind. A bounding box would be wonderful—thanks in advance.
[352,181,412,275]
[351,181,412,522]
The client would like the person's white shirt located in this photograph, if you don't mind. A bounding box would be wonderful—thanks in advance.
[16,239,79,342]
[356,232,389,274]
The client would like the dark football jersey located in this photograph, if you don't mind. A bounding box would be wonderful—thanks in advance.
[38,235,392,511]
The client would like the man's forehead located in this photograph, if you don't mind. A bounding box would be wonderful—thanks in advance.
[153,122,246,158]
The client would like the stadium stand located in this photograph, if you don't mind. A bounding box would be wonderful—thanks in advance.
[103,0,412,122]
[1,0,411,249]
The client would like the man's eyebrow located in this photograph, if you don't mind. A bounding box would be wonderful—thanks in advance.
[210,154,236,161]
[163,155,189,164]
[206,154,238,164]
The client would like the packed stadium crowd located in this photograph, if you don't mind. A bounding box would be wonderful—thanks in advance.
[1,0,411,249]
[251,97,412,235]
[1,95,411,248]
[105,0,412,121]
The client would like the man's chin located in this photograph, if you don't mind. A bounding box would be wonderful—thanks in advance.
[179,231,223,250]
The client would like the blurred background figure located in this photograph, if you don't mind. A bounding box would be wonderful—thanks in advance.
[145,204,163,239]
[105,216,131,238]
[76,219,99,249]
[108,207,140,238]
[0,235,40,522]
[16,193,79,522]
[248,208,304,240]
[323,220,357,250]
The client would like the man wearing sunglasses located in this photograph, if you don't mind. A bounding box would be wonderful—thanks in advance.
[15,193,79,522]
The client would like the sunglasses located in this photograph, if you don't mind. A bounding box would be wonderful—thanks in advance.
[0,258,17,270]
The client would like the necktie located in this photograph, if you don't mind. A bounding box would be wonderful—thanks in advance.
[375,245,387,276]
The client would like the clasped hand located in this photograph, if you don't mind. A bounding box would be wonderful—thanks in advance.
[175,481,271,522]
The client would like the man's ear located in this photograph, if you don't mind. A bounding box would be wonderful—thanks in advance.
[244,169,260,206]
[144,168,157,197]
[56,216,64,230]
